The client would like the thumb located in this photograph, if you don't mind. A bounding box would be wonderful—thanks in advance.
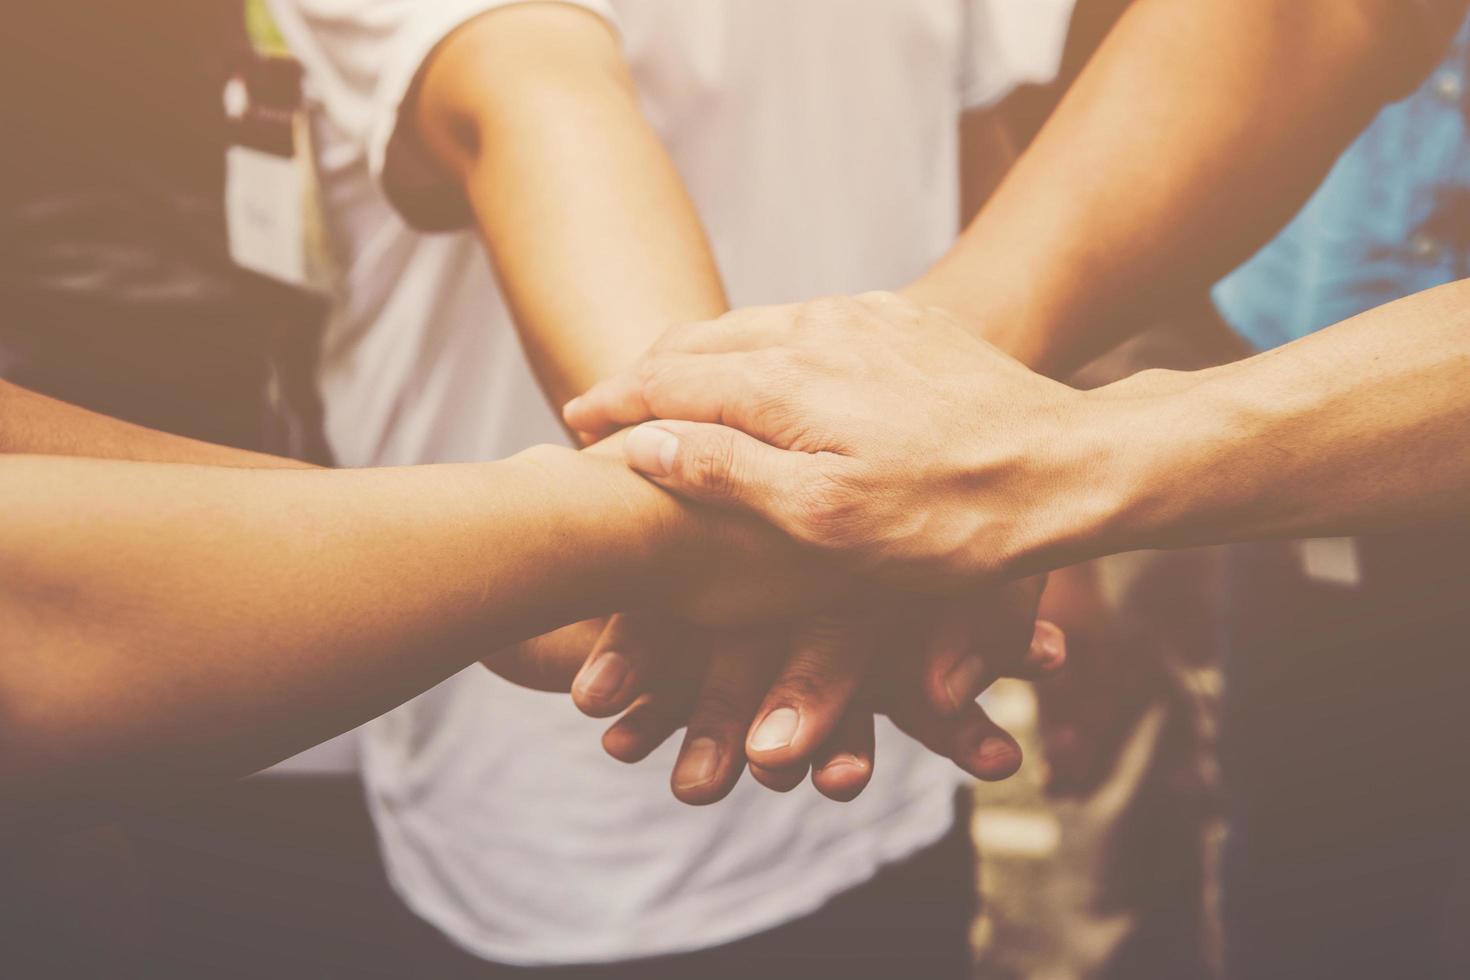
[622,421,810,531]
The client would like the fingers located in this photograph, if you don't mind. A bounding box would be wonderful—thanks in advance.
[563,310,793,436]
[561,364,655,438]
[621,420,820,534]
[601,689,690,763]
[918,617,1066,710]
[810,708,876,803]
[920,577,1049,716]
[481,619,606,692]
[882,637,1023,784]
[744,611,878,771]
[916,601,981,715]
[670,639,778,806]
[588,583,1053,800]
[565,349,770,438]
[1010,620,1067,681]
[749,760,810,793]
[572,613,680,718]
[886,694,1023,783]
[946,700,1024,781]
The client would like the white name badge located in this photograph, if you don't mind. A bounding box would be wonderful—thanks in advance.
[226,142,312,287]
[223,66,331,293]
[1294,537,1362,588]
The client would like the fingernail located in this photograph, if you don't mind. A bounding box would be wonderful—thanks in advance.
[674,737,720,790]
[749,707,800,753]
[978,736,1018,769]
[562,396,583,420]
[944,655,988,711]
[625,425,678,476]
[820,753,869,774]
[574,651,629,703]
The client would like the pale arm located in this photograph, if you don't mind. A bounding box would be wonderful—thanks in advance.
[413,5,1026,799]
[905,0,1470,374]
[412,2,727,408]
[410,5,1049,798]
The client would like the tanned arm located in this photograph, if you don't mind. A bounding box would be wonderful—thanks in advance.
[0,439,831,827]
[905,0,1470,374]
[0,380,309,467]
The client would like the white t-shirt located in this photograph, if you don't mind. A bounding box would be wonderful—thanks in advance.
[269,0,1073,965]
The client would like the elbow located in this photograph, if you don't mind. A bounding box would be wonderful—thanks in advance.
[415,3,632,175]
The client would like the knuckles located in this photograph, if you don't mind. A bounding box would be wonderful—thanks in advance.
[765,665,827,707]
[782,459,1011,589]
[635,353,676,405]
[783,459,870,552]
[682,431,742,500]
[791,295,866,339]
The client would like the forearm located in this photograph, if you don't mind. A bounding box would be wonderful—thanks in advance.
[906,0,1464,375]
[0,445,676,816]
[417,4,727,409]
[1035,279,1470,568]
[0,380,309,468]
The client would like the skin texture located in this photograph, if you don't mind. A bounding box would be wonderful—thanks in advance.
[905,0,1470,374]
[0,412,856,829]
[567,294,1101,586]
[563,0,1470,580]
[0,5,1057,818]
[414,2,728,408]
[567,281,1470,583]
[411,3,1058,802]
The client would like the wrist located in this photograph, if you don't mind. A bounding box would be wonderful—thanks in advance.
[1054,368,1234,562]
[1000,373,1195,575]
[516,442,836,626]
[508,443,690,611]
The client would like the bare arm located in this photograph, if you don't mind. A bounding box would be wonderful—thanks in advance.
[0,3,732,815]
[567,280,1470,583]
[905,0,1469,374]
[412,2,727,408]
[1094,279,1470,556]
[414,6,983,801]
[409,6,1051,800]
[0,441,831,827]
[0,380,309,468]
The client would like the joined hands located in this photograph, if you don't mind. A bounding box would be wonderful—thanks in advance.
[490,293,1105,805]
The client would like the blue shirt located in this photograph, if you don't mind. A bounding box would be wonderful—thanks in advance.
[1214,17,1470,351]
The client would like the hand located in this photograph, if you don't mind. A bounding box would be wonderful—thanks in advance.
[567,434,851,629]
[509,437,1065,805]
[724,578,1059,786]
[569,580,1066,805]
[481,619,612,692]
[488,613,854,799]
[565,292,1118,589]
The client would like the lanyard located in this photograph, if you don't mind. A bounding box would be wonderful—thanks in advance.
[245,0,291,59]
[226,0,331,293]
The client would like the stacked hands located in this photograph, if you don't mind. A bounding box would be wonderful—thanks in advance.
[491,292,1098,803]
